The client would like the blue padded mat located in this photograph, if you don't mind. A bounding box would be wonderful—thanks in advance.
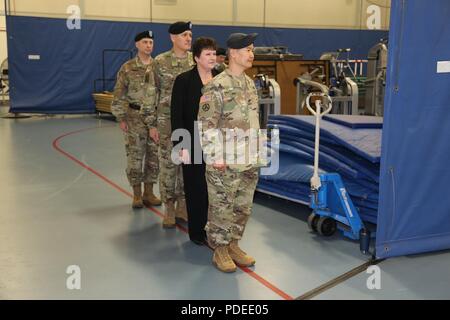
[268,119,338,146]
[270,143,379,192]
[269,115,382,163]
[270,126,380,183]
[260,152,379,202]
[323,115,383,129]
[259,115,381,224]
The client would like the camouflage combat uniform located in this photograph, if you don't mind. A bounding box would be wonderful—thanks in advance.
[111,56,159,187]
[154,50,195,203]
[198,69,262,248]
[214,62,227,73]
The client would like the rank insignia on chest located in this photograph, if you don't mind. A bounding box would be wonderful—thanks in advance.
[202,104,210,112]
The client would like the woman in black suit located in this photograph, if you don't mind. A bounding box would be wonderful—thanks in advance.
[171,37,220,245]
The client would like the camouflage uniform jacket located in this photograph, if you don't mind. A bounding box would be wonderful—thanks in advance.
[198,69,263,172]
[214,62,227,73]
[111,56,158,128]
[154,49,195,118]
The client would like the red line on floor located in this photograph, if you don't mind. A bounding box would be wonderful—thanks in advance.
[52,125,294,301]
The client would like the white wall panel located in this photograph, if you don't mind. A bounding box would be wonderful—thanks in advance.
[151,0,233,25]
[235,0,265,26]
[84,0,151,21]
[11,0,81,17]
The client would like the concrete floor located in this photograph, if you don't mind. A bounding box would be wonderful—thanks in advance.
[0,114,449,300]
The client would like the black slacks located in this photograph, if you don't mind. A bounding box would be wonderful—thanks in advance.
[182,162,208,241]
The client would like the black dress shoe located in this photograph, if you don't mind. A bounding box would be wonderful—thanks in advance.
[191,239,205,246]
[190,237,207,246]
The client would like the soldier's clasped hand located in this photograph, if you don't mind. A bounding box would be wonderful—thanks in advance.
[119,120,128,133]
[149,127,159,143]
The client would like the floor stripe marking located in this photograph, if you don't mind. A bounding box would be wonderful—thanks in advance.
[296,259,384,300]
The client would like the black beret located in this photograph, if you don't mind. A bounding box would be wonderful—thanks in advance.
[226,33,258,49]
[216,47,227,56]
[135,30,154,42]
[168,21,192,35]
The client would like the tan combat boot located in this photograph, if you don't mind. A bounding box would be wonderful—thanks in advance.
[228,240,256,267]
[143,183,162,206]
[162,200,176,228]
[212,246,237,273]
[175,197,188,222]
[132,184,143,209]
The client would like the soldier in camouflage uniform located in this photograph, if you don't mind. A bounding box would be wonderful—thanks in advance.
[198,33,262,273]
[112,30,161,209]
[154,21,195,228]
[214,47,227,73]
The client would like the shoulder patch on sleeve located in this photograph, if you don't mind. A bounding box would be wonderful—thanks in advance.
[201,104,210,112]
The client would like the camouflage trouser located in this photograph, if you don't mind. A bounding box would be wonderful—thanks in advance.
[205,166,259,248]
[123,108,159,186]
[157,115,184,203]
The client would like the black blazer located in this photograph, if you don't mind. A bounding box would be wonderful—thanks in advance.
[171,66,219,163]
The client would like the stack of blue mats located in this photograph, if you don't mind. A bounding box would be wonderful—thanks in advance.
[258,115,382,224]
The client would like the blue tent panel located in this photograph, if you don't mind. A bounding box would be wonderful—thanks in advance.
[376,0,450,258]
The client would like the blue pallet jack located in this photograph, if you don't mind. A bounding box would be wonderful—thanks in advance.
[303,91,373,255]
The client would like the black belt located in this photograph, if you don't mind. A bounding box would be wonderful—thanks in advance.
[129,103,141,110]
